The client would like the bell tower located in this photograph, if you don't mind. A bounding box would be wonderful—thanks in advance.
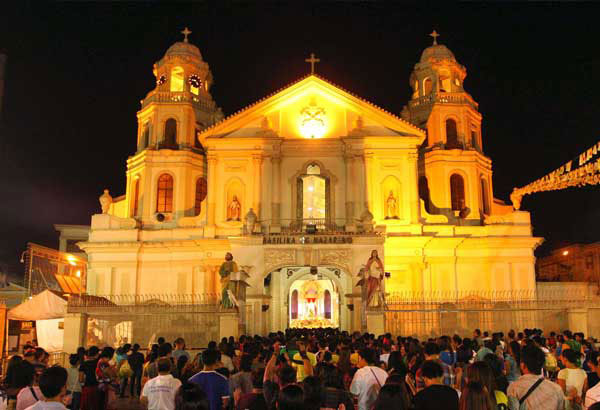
[124,28,223,227]
[402,31,495,221]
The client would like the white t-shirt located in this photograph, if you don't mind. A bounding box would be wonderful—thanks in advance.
[585,381,600,409]
[380,353,390,366]
[350,365,388,410]
[558,367,587,397]
[142,374,182,410]
[25,402,67,410]
[220,354,235,372]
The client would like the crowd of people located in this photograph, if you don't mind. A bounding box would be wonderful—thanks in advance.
[2,328,600,410]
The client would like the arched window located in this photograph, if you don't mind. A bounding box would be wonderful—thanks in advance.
[170,66,184,92]
[141,124,150,149]
[156,174,174,213]
[194,177,207,216]
[164,119,177,148]
[423,77,432,95]
[480,178,490,215]
[418,176,431,213]
[439,71,451,92]
[132,178,140,217]
[412,80,419,98]
[471,130,479,150]
[291,290,298,319]
[324,290,332,319]
[446,119,459,148]
[450,174,465,211]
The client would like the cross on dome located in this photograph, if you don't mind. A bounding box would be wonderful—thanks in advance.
[430,30,440,45]
[181,27,192,43]
[305,52,320,74]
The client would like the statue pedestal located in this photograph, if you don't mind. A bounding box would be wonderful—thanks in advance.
[204,225,216,238]
[366,310,385,336]
[219,312,240,340]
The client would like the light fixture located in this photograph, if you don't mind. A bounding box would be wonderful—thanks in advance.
[563,250,569,256]
[308,186,314,192]
[76,271,81,277]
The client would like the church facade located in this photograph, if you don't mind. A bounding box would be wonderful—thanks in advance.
[78,32,541,339]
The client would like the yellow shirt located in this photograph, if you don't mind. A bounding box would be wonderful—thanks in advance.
[350,352,360,366]
[292,351,317,382]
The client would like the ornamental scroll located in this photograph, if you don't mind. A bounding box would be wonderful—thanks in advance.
[511,140,600,210]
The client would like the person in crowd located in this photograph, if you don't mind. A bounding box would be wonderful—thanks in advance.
[350,348,389,410]
[587,351,600,393]
[466,360,508,408]
[505,341,521,383]
[3,355,24,408]
[230,354,253,397]
[413,360,459,410]
[319,362,354,410]
[66,354,81,410]
[234,368,266,410]
[173,338,190,363]
[79,346,100,410]
[175,383,209,410]
[15,361,41,410]
[459,381,495,410]
[507,345,564,410]
[586,350,600,409]
[116,344,132,398]
[218,343,235,373]
[558,348,588,408]
[440,336,456,367]
[291,340,315,382]
[141,358,182,410]
[380,343,391,367]
[24,366,69,410]
[476,341,495,362]
[275,385,303,410]
[96,347,117,410]
[373,383,410,410]
[188,349,229,410]
[302,376,322,410]
[483,353,508,394]
[127,344,145,398]
[146,343,176,380]
[181,354,203,383]
[415,342,455,390]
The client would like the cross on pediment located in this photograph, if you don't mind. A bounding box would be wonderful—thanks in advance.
[305,53,320,74]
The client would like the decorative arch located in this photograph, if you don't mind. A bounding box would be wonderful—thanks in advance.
[194,177,208,216]
[423,77,432,95]
[439,70,451,92]
[290,160,338,225]
[291,289,299,319]
[224,177,245,222]
[131,176,140,217]
[450,172,466,211]
[163,118,178,148]
[141,122,150,149]
[445,117,459,148]
[156,172,175,213]
[170,66,184,92]
[381,175,402,220]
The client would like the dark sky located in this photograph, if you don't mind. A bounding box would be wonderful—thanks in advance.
[1,3,600,278]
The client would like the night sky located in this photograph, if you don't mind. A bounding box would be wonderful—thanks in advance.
[1,3,600,279]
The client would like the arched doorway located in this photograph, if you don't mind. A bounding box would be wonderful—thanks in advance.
[288,276,340,328]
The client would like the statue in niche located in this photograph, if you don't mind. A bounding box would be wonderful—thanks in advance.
[227,195,241,221]
[385,190,398,219]
[357,250,385,308]
[219,252,238,309]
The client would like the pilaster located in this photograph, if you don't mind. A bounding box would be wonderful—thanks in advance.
[206,153,218,234]
[271,155,282,231]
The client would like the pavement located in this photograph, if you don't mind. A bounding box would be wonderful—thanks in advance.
[110,396,146,410]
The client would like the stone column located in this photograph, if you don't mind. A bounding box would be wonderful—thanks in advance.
[252,154,263,220]
[271,155,282,232]
[206,154,218,236]
[363,153,374,215]
[407,152,420,224]
[344,154,356,231]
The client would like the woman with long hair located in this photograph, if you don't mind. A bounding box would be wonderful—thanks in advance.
[459,381,495,410]
[373,384,410,410]
[466,361,507,408]
[504,341,521,383]
[175,382,209,410]
[276,385,304,410]
[319,364,353,410]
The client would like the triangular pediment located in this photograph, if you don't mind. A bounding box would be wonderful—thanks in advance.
[199,75,425,142]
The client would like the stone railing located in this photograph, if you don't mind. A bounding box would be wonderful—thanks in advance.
[141,91,216,110]
[409,92,479,110]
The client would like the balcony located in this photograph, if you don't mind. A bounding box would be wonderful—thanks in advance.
[141,90,216,110]
[261,218,380,244]
[409,92,478,111]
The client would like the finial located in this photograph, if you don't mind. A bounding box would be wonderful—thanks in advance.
[305,52,320,75]
[181,27,192,43]
[429,30,440,45]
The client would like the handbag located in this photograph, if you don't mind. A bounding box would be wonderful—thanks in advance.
[119,360,133,378]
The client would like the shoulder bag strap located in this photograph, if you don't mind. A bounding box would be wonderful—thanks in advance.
[29,387,39,401]
[368,367,382,388]
[519,377,544,405]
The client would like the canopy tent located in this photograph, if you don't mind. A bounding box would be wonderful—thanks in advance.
[8,290,67,352]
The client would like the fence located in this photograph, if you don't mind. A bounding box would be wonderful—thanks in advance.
[67,294,227,349]
[384,290,600,339]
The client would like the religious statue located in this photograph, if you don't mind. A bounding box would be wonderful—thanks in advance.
[510,188,522,211]
[385,191,398,219]
[356,250,385,308]
[245,208,257,234]
[99,189,113,214]
[219,252,238,309]
[227,196,242,221]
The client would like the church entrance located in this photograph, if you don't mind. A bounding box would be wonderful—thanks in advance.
[288,276,340,328]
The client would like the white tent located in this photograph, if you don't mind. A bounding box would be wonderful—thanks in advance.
[8,290,67,352]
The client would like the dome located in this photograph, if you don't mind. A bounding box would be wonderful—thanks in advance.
[420,44,456,63]
[164,41,203,60]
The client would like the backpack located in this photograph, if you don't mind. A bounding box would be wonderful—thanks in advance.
[118,359,133,378]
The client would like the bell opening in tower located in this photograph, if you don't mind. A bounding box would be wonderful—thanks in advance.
[289,277,339,329]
